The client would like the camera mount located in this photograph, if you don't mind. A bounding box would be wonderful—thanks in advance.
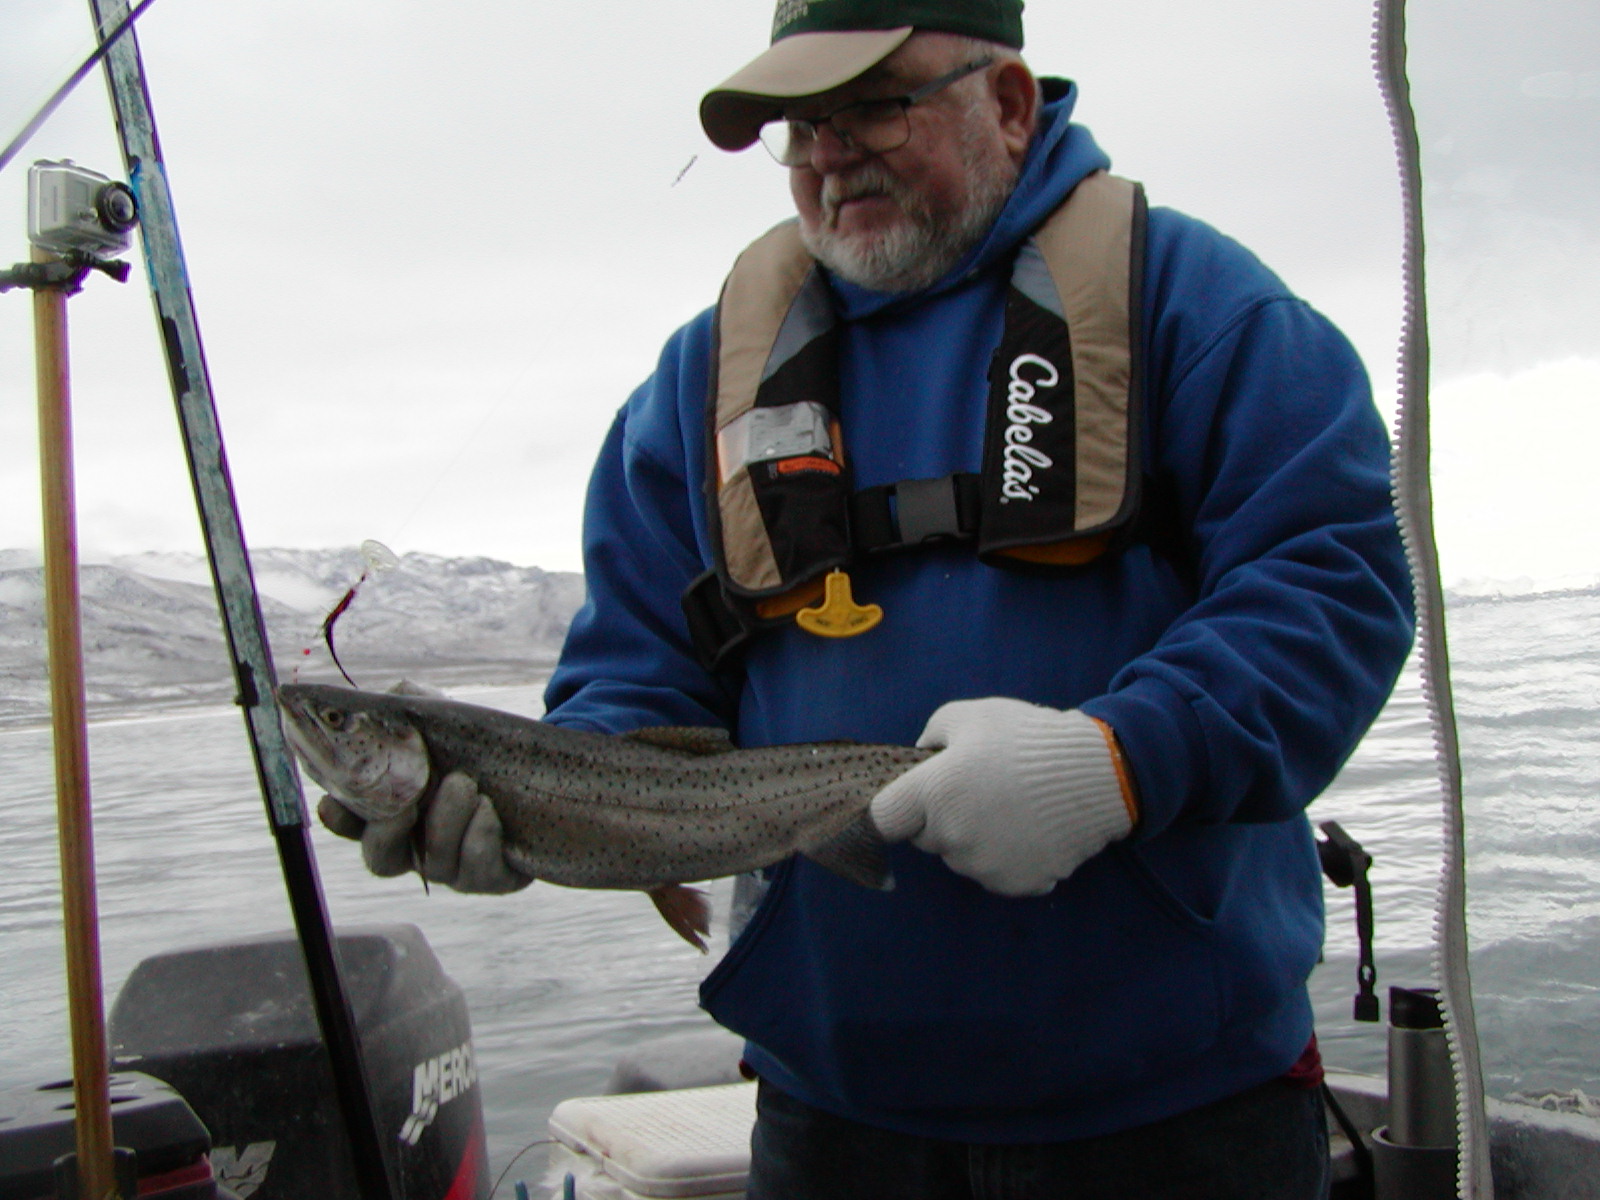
[0,252,131,296]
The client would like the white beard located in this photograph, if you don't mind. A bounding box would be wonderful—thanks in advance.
[799,117,1019,293]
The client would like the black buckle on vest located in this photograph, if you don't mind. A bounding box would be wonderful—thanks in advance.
[681,569,754,672]
[851,474,981,553]
[683,474,984,670]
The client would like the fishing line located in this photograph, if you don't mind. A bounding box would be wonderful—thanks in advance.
[0,0,163,178]
[379,142,705,553]
[381,359,540,551]
[487,1137,556,1199]
[294,312,553,683]
[294,539,400,687]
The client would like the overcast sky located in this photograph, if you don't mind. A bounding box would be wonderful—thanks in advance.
[0,0,1595,587]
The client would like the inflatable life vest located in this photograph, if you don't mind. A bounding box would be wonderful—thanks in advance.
[682,171,1166,670]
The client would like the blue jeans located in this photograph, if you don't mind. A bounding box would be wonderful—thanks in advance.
[746,1077,1331,1200]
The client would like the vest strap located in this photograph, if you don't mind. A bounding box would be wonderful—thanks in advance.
[681,472,1192,671]
[851,474,984,552]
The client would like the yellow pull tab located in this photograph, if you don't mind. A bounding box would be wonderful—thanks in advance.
[795,569,883,639]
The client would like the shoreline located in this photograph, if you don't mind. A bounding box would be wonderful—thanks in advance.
[0,660,559,733]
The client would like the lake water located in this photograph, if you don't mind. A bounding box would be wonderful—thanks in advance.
[1,587,1596,1184]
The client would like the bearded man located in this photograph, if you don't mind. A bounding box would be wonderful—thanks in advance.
[329,1,1413,1195]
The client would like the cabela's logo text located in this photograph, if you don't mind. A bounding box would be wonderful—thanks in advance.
[1000,353,1059,503]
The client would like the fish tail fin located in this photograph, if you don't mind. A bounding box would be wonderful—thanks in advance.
[802,812,894,892]
[649,883,712,953]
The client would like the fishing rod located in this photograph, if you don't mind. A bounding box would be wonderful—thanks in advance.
[0,0,161,178]
[82,2,399,1197]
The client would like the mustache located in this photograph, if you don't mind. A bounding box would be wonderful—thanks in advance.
[819,163,915,225]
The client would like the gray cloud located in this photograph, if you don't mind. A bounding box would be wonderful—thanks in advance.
[1410,0,1600,371]
[0,0,1593,581]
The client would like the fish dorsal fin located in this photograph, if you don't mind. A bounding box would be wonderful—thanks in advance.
[801,812,893,892]
[624,726,736,756]
[388,678,446,698]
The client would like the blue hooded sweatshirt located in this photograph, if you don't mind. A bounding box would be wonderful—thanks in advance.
[544,82,1414,1142]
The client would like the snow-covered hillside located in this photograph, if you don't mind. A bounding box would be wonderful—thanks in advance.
[0,548,584,724]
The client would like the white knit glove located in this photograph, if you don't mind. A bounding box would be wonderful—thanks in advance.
[317,771,533,895]
[869,698,1137,897]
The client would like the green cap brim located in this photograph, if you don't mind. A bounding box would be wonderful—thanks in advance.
[700,28,914,151]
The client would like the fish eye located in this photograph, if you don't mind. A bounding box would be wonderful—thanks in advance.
[318,707,346,730]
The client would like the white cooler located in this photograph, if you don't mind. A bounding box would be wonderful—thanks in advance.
[545,1081,757,1200]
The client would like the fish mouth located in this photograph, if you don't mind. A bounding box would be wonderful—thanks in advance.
[274,685,431,822]
[276,691,320,762]
[277,695,347,799]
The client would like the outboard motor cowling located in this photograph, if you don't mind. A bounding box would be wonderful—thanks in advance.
[109,924,487,1200]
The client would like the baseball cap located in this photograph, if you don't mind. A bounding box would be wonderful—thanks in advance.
[700,0,1026,151]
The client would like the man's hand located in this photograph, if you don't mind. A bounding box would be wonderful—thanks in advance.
[316,772,534,895]
[869,698,1138,897]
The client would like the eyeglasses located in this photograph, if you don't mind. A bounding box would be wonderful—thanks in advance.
[758,57,994,166]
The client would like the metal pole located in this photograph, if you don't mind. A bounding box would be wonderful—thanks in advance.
[83,4,399,1196]
[33,246,117,1200]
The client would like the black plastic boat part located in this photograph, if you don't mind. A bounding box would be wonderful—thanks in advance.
[110,925,487,1200]
[0,1072,214,1200]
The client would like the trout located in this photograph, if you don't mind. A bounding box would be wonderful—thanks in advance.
[275,683,931,950]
